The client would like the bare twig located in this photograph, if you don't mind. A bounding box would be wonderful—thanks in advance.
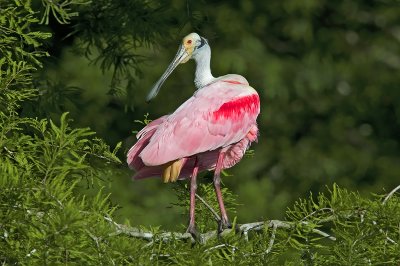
[301,208,335,222]
[300,221,337,241]
[383,184,400,205]
[205,243,238,254]
[195,193,221,222]
[372,220,398,245]
[307,226,336,241]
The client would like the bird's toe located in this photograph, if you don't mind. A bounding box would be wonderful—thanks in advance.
[186,224,201,241]
[217,219,240,234]
[218,219,232,233]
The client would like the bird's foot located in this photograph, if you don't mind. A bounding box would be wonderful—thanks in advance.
[218,218,240,234]
[186,224,201,242]
[218,218,231,233]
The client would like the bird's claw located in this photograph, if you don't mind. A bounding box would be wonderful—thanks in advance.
[218,218,232,233]
[217,219,240,234]
[186,224,201,242]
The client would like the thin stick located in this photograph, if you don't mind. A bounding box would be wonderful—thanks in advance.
[195,193,221,222]
[311,228,337,241]
[300,221,336,241]
[383,184,400,205]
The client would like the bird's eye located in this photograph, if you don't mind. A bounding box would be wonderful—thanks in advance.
[187,40,192,44]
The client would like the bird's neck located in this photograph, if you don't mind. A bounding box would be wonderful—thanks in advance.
[194,47,214,89]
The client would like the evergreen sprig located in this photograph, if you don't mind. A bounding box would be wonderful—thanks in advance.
[0,0,50,112]
[71,0,179,104]
[39,0,90,25]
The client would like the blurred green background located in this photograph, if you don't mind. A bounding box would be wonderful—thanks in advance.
[29,0,400,229]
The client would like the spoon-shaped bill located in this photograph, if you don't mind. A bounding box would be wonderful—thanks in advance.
[146,44,190,102]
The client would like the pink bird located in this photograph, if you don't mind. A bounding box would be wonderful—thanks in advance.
[127,33,260,238]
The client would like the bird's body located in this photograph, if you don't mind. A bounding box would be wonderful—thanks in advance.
[127,33,260,237]
[127,74,259,180]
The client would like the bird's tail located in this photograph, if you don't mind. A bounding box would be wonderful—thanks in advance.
[126,115,168,171]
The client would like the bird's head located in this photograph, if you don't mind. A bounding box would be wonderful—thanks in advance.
[180,33,209,63]
[146,32,209,102]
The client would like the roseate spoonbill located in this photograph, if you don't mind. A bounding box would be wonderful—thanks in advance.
[127,33,260,237]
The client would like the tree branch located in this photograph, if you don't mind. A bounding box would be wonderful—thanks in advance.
[383,184,400,205]
[104,216,336,244]
[266,222,278,254]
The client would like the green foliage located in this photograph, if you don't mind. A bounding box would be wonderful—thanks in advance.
[38,0,195,106]
[283,185,400,264]
[74,0,169,96]
[2,0,400,264]
[0,1,140,264]
[124,185,400,265]
[0,0,50,112]
[39,0,89,25]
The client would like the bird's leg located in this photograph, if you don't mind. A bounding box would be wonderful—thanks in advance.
[214,152,231,232]
[186,157,200,239]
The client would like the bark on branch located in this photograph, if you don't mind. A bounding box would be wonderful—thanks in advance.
[104,216,336,244]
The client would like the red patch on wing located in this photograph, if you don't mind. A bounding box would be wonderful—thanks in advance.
[223,80,244,85]
[212,94,259,121]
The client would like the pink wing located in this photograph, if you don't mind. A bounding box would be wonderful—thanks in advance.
[139,78,260,166]
[127,115,168,170]
[134,125,258,180]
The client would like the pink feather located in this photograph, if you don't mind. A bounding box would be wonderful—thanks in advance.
[127,75,260,180]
